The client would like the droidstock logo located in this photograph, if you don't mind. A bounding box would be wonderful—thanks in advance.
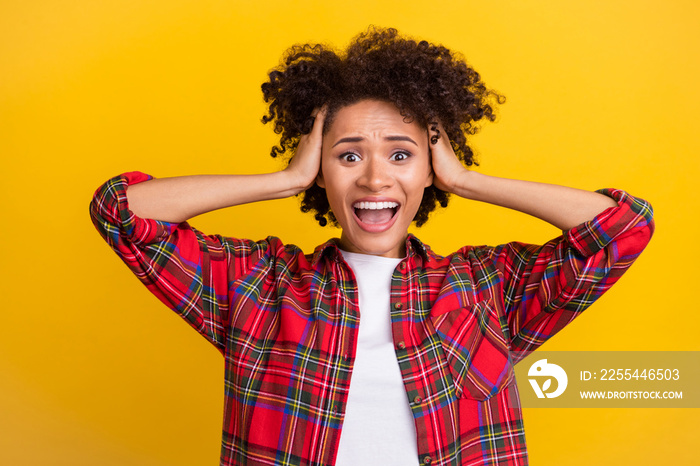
[528,359,568,398]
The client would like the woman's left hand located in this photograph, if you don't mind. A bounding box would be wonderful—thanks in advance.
[427,121,619,230]
[428,122,469,194]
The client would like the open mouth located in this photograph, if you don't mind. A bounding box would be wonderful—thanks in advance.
[352,200,400,231]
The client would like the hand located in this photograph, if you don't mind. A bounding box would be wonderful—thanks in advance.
[429,121,469,193]
[284,106,327,194]
[427,122,620,228]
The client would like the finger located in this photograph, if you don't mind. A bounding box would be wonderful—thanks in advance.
[429,119,452,147]
[299,106,326,145]
[429,123,443,145]
[298,106,326,147]
[311,105,328,134]
[427,120,438,145]
[311,104,327,117]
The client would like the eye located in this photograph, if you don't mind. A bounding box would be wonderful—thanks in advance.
[390,151,411,161]
[340,152,360,162]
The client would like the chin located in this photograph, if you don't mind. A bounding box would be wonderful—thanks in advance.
[342,228,407,258]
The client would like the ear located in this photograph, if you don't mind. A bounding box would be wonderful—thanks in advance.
[424,168,434,188]
[425,149,434,188]
[316,171,326,189]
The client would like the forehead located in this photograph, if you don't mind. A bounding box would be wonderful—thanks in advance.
[325,100,425,138]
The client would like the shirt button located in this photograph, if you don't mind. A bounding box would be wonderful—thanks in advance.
[413,396,422,404]
[394,302,403,310]
[343,353,350,360]
[399,262,406,272]
[423,456,432,464]
[397,341,406,350]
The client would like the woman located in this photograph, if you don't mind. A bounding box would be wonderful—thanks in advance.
[90,27,654,466]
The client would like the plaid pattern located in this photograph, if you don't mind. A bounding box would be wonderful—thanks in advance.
[90,172,654,466]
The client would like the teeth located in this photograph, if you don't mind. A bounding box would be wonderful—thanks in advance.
[353,201,399,210]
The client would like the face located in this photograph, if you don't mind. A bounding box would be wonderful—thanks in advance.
[317,99,433,258]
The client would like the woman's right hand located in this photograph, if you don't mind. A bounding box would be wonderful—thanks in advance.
[124,107,328,223]
[284,106,327,194]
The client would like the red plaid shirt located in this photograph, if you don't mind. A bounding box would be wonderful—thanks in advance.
[90,172,654,466]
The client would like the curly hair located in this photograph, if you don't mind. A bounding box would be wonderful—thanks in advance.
[261,26,504,227]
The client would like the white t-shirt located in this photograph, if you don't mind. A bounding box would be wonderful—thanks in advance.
[334,250,419,466]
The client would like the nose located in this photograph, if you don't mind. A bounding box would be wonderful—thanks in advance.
[357,155,393,192]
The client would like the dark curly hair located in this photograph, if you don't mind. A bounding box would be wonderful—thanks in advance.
[261,26,504,227]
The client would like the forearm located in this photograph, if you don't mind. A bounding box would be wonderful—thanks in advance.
[452,171,618,231]
[126,170,304,223]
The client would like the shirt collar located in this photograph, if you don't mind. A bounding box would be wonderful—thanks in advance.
[310,233,431,267]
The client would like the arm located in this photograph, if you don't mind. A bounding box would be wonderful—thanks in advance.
[484,189,653,358]
[430,126,654,357]
[89,109,327,350]
[126,108,327,223]
[445,172,618,231]
[429,124,617,230]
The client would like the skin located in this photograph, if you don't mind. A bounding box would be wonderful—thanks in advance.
[125,98,617,256]
[316,100,433,257]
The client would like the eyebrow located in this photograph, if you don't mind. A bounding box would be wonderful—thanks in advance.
[331,135,418,148]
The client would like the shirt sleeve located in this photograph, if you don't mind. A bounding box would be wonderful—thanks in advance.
[89,171,271,352]
[484,189,655,361]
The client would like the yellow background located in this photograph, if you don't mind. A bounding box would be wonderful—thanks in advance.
[1,1,698,464]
